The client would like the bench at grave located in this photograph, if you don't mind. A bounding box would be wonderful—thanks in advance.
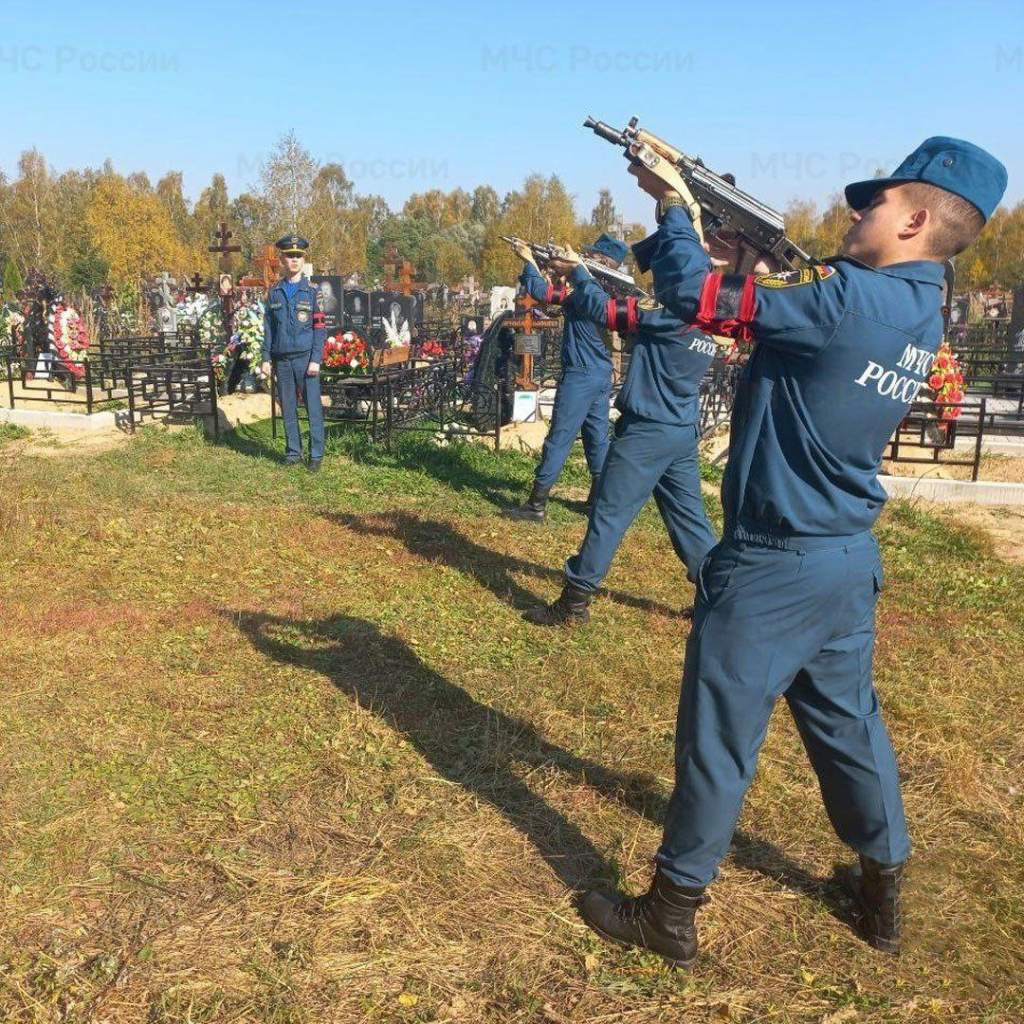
[125,352,221,440]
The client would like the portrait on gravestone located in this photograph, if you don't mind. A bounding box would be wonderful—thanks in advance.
[343,288,370,333]
[371,292,413,331]
[490,286,516,318]
[311,275,342,332]
[950,296,969,325]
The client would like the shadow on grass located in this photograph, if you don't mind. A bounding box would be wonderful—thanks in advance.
[223,419,518,502]
[221,418,592,513]
[333,510,681,618]
[227,608,667,890]
[226,606,855,928]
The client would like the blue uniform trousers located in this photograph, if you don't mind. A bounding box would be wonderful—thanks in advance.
[565,414,716,591]
[534,368,611,488]
[275,352,324,462]
[656,532,910,888]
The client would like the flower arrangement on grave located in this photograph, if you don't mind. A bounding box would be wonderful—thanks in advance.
[230,301,267,378]
[174,294,222,350]
[322,331,369,375]
[381,309,411,349]
[462,330,484,383]
[0,305,24,347]
[175,293,210,326]
[927,341,965,423]
[48,301,89,378]
[210,350,229,384]
[419,338,445,360]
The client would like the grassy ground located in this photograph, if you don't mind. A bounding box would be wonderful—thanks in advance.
[0,420,1021,1023]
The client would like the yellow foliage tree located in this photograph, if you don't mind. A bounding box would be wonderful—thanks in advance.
[481,174,583,286]
[86,174,189,285]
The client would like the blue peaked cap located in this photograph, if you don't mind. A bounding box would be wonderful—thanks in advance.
[845,137,1007,220]
[587,232,629,265]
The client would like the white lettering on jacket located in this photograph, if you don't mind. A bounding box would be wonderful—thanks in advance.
[854,360,926,403]
[688,336,719,358]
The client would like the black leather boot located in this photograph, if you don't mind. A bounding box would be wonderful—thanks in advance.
[580,868,707,968]
[847,855,904,954]
[524,582,593,625]
[584,477,601,513]
[503,481,550,522]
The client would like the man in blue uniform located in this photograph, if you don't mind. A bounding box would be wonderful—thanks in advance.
[577,138,1006,965]
[260,235,328,471]
[523,235,719,625]
[503,234,625,521]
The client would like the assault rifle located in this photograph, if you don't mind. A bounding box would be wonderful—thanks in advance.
[501,236,647,298]
[583,116,811,272]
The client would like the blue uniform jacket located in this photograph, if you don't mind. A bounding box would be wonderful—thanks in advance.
[519,262,612,374]
[563,264,717,427]
[261,279,328,363]
[650,206,946,537]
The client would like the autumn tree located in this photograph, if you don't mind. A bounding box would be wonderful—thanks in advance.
[259,132,319,236]
[590,188,618,235]
[481,174,582,286]
[3,257,24,299]
[85,173,189,285]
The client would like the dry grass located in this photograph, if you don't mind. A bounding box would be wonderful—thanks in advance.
[882,450,1024,483]
[0,422,1021,1023]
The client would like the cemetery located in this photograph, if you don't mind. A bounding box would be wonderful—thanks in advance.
[2,114,1023,1024]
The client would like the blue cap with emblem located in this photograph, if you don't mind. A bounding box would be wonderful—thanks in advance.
[586,232,629,265]
[275,234,310,256]
[845,137,1007,221]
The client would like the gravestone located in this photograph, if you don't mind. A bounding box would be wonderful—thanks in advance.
[311,275,343,333]
[371,292,414,332]
[152,272,178,337]
[343,288,370,333]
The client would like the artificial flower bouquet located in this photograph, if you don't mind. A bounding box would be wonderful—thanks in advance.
[927,341,965,423]
[322,331,370,376]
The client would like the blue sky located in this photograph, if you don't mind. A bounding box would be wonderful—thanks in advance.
[2,0,1021,228]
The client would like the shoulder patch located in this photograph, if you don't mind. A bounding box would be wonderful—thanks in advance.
[756,264,837,288]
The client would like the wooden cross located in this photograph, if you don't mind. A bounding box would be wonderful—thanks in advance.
[187,272,208,295]
[506,292,558,389]
[208,221,241,271]
[399,260,415,296]
[239,245,280,292]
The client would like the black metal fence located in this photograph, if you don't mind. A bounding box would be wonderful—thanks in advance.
[271,345,511,451]
[3,329,219,436]
[885,398,988,482]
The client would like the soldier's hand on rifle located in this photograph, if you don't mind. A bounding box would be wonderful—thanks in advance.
[628,162,680,201]
[547,245,583,276]
[511,239,534,263]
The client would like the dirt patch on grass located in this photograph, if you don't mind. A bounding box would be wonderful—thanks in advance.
[944,503,1024,563]
[883,449,1024,483]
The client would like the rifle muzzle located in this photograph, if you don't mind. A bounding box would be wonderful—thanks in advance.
[583,117,626,146]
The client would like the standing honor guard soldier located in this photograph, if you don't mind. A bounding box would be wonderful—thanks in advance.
[577,138,1006,965]
[523,236,719,625]
[503,234,627,521]
[261,235,328,471]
